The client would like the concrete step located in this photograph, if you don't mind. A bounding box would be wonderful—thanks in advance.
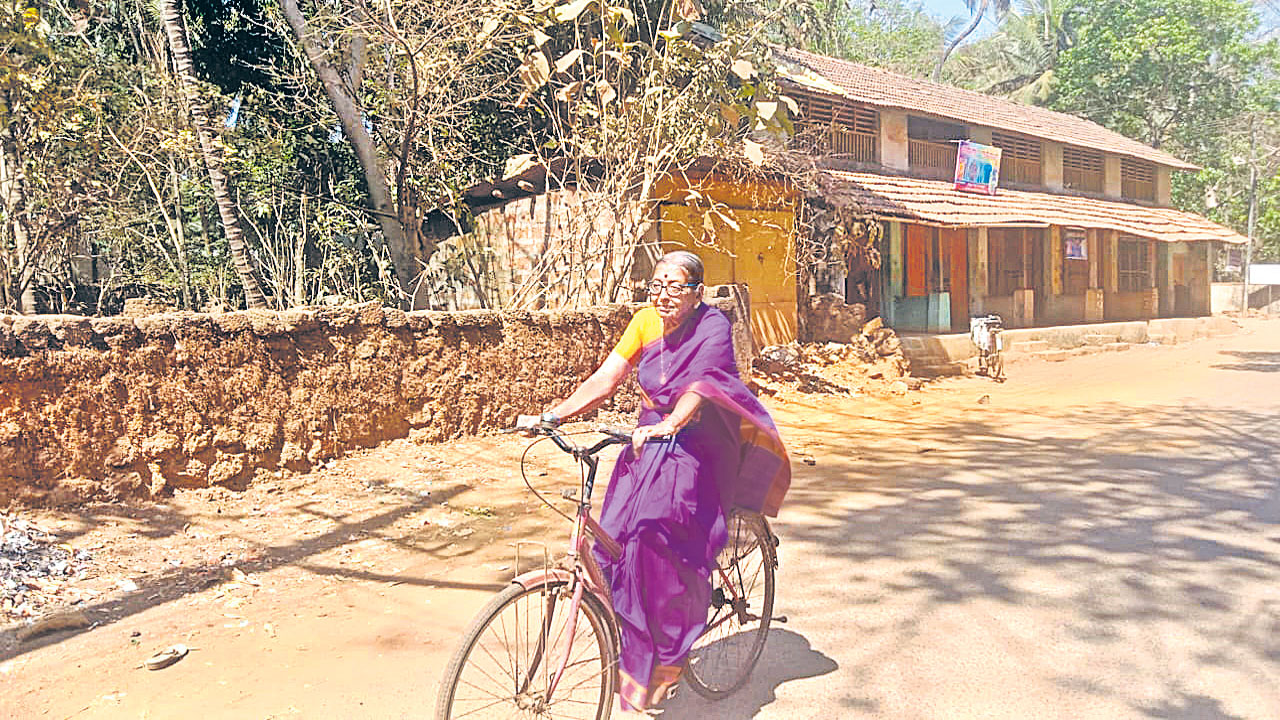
[1032,349,1069,362]
[1009,339,1049,354]
[1102,342,1131,352]
[1082,334,1118,346]
[911,360,969,377]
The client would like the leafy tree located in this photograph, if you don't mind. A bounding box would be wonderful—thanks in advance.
[161,0,268,307]
[1051,0,1279,274]
[945,0,1080,101]
[781,0,947,77]
[0,2,118,312]
[1052,0,1267,151]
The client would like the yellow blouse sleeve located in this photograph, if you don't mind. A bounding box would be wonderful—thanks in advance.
[612,307,663,364]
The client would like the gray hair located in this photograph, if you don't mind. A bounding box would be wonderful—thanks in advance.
[655,250,705,285]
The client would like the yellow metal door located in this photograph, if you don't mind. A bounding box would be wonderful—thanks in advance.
[658,205,796,346]
[658,204,736,285]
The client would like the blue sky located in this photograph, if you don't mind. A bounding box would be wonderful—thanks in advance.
[914,0,1001,42]
[918,0,981,24]
[916,0,1279,40]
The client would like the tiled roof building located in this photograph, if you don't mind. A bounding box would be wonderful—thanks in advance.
[770,47,1244,332]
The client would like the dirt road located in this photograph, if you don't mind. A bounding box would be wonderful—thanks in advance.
[4,318,1280,719]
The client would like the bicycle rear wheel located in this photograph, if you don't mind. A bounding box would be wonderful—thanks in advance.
[684,511,776,699]
[436,580,617,720]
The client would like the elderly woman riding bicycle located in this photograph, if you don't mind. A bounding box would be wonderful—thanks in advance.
[532,250,792,714]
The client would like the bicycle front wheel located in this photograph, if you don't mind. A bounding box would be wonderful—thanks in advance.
[684,511,776,699]
[436,580,617,720]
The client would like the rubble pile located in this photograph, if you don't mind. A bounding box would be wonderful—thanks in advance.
[1,515,93,620]
[752,316,914,397]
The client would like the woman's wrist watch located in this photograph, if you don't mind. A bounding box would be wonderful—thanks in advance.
[540,411,562,427]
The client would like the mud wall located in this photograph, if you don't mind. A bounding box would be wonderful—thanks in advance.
[0,304,639,506]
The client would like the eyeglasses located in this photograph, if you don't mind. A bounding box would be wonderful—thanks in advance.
[647,281,700,296]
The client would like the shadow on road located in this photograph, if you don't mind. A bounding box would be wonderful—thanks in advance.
[1212,350,1280,372]
[659,628,839,718]
[775,388,1280,716]
[0,482,510,661]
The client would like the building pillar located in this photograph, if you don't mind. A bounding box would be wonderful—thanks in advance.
[881,110,910,172]
[1105,231,1119,292]
[1085,228,1104,321]
[969,227,988,315]
[1190,242,1211,315]
[1104,155,1123,199]
[1043,142,1064,192]
[1157,243,1174,317]
[1049,226,1063,295]
[883,221,904,325]
[1155,167,1172,206]
[1088,229,1100,288]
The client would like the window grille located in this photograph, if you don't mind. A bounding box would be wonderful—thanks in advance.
[792,92,879,162]
[1063,146,1104,193]
[1121,159,1156,202]
[991,131,1042,185]
[1117,237,1153,292]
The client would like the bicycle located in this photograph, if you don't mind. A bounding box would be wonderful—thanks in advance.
[435,423,780,719]
[970,313,1005,382]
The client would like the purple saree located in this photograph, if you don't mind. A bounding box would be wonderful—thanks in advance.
[595,304,790,711]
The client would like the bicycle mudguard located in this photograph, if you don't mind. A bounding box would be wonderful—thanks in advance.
[511,567,574,590]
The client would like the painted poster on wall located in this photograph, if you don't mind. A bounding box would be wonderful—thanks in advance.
[1064,228,1088,260]
[953,140,1002,195]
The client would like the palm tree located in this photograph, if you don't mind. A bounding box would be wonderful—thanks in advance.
[932,0,1012,81]
[159,0,268,308]
[981,0,1077,102]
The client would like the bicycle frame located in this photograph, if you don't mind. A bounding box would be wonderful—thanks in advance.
[508,429,624,705]
[505,426,775,709]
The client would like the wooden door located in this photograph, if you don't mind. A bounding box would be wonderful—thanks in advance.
[906,224,929,297]
[946,228,968,330]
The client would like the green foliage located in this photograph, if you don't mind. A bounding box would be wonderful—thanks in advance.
[186,0,286,92]
[944,0,1079,100]
[783,0,946,77]
[8,0,1280,311]
[1052,0,1268,150]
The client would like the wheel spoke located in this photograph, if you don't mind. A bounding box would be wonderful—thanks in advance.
[439,581,614,719]
[685,512,775,699]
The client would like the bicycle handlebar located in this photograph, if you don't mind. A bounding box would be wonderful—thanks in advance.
[510,418,672,456]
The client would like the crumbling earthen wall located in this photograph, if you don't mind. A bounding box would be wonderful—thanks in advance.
[0,304,638,506]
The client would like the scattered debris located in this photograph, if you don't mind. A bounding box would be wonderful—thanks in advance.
[229,568,261,587]
[801,456,817,466]
[144,644,189,670]
[753,335,911,397]
[2,514,93,621]
[978,395,991,404]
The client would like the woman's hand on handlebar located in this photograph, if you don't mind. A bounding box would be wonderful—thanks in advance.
[631,421,676,453]
[515,413,559,437]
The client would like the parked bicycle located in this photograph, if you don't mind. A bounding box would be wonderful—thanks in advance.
[970,313,1005,381]
[435,423,780,719]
